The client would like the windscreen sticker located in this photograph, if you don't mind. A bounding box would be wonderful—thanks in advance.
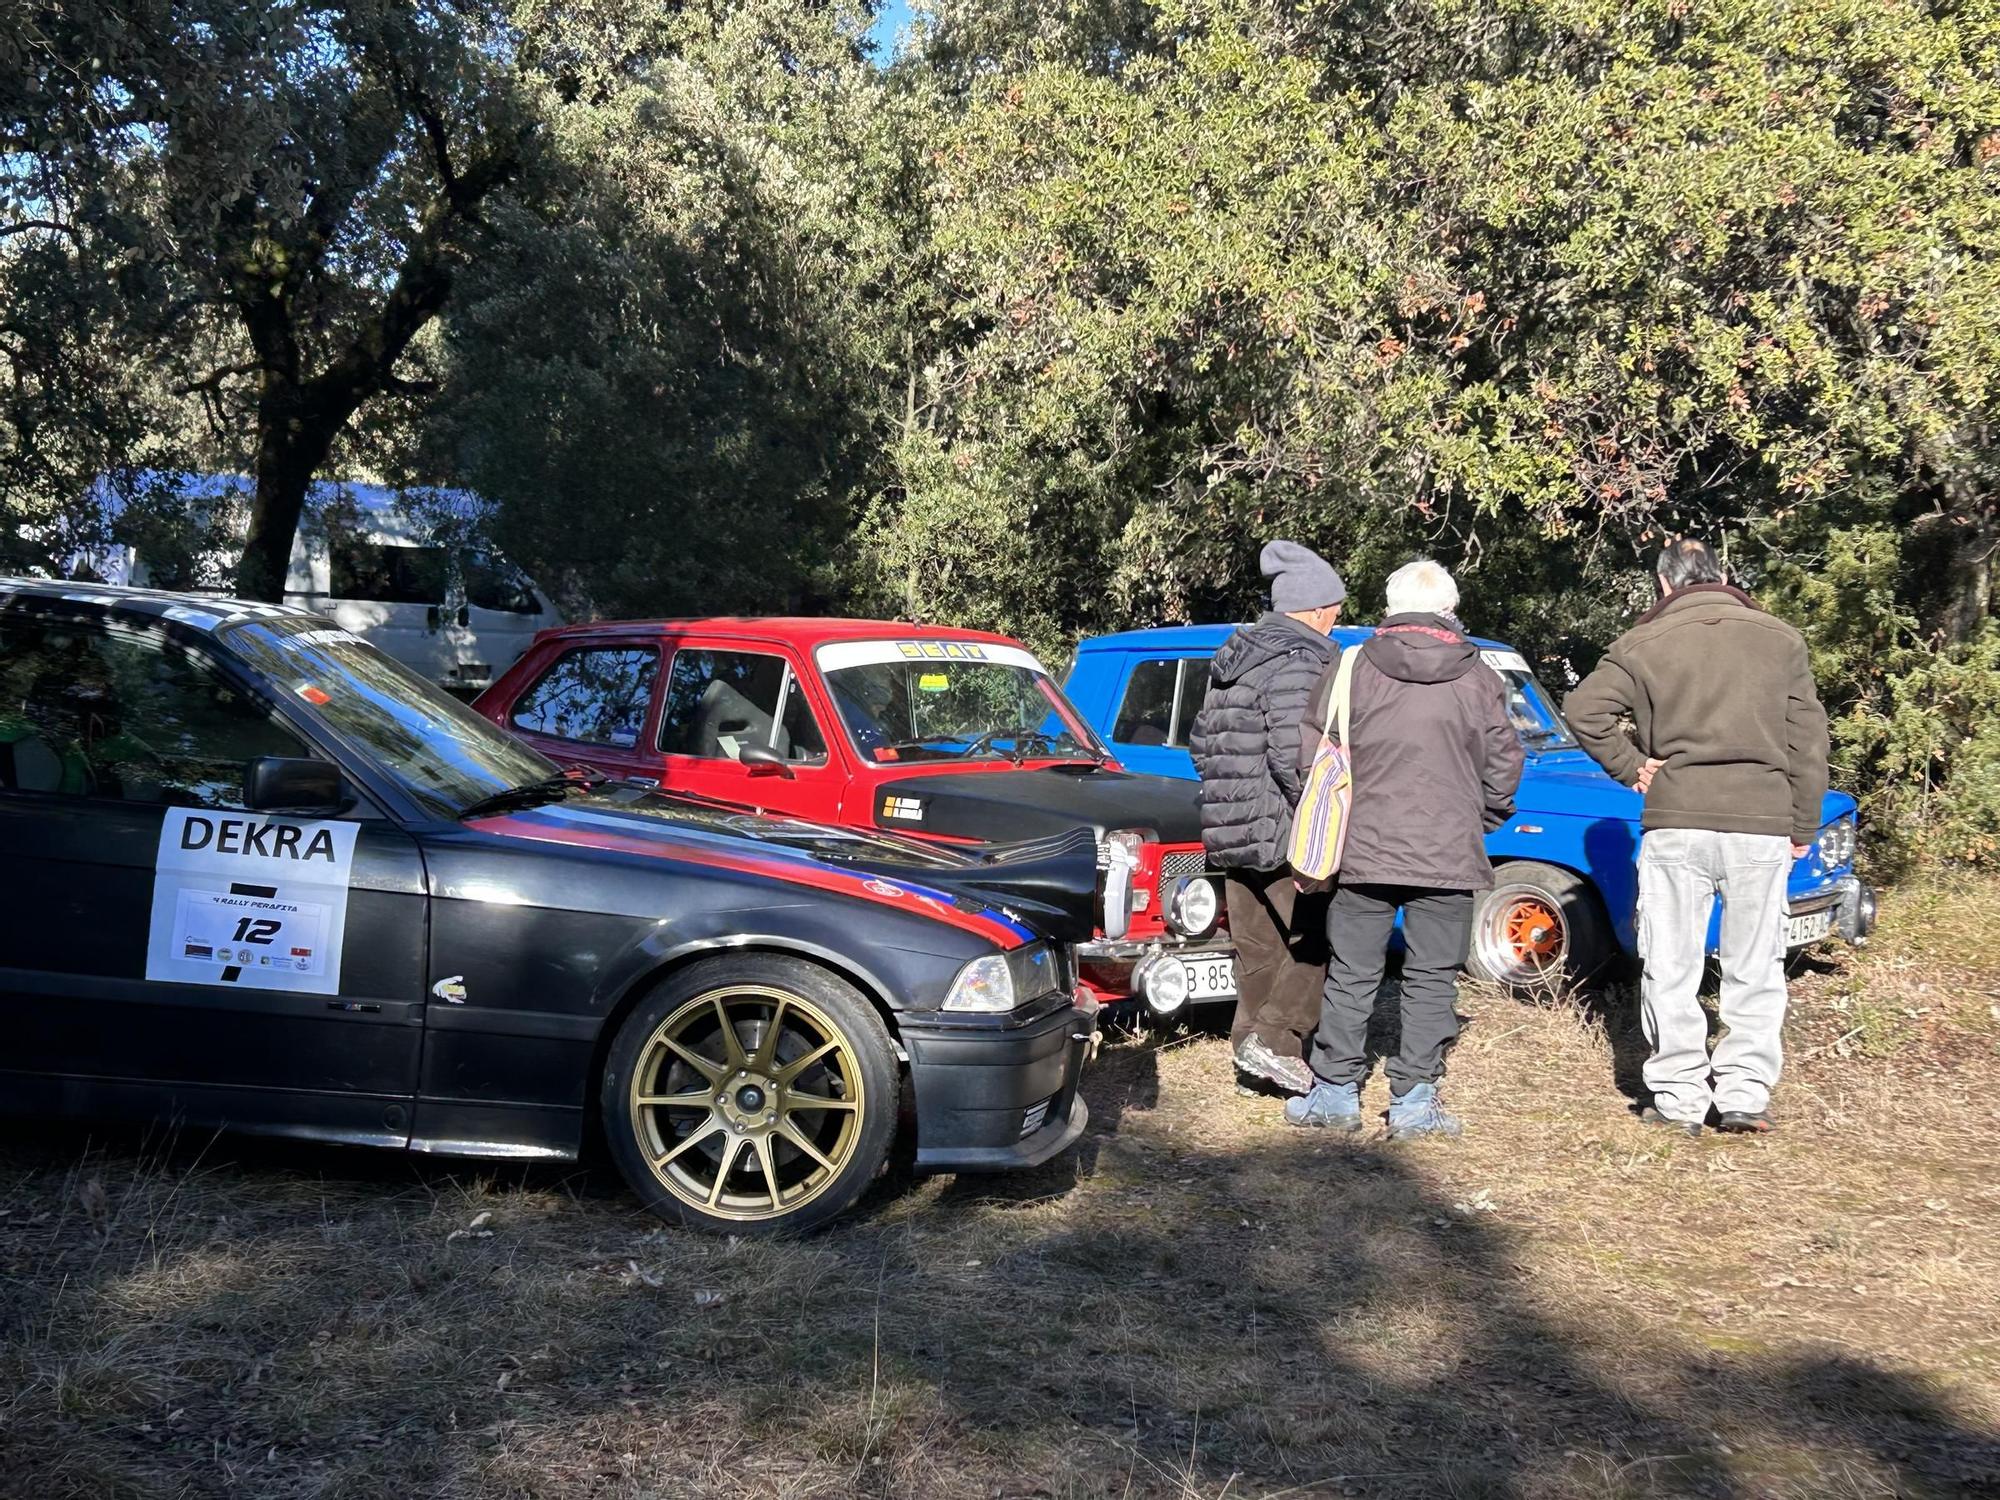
[1480,649,1530,674]
[146,809,359,995]
[817,639,1045,674]
[162,604,224,631]
[287,627,363,648]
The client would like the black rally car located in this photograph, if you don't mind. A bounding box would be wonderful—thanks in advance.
[0,580,1105,1233]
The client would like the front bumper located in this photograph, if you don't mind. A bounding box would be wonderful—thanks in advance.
[902,993,1098,1171]
[1075,937,1235,1001]
[1787,875,1879,949]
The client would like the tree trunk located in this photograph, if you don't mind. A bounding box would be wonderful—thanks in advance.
[235,385,342,602]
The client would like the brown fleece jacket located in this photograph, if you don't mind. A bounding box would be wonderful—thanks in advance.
[1565,584,1830,844]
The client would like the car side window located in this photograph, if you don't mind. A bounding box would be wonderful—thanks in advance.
[1113,659,1179,745]
[509,647,659,748]
[658,650,828,764]
[0,614,308,809]
[1173,661,1211,744]
[1113,658,1210,748]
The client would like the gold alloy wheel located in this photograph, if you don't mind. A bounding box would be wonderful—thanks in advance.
[627,984,865,1223]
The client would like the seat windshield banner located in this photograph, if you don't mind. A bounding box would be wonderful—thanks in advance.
[145,809,359,995]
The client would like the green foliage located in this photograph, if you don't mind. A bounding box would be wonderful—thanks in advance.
[1766,524,2000,868]
[856,0,2000,857]
[429,0,911,619]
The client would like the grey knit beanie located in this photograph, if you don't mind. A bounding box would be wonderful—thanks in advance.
[1260,539,1347,614]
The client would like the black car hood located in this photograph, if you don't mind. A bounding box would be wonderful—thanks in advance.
[856,827,1103,945]
[502,790,1104,946]
[870,765,1203,845]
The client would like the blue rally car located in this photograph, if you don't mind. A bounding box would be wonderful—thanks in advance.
[1064,625,1877,990]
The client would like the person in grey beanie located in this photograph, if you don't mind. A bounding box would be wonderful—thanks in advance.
[1187,540,1347,1094]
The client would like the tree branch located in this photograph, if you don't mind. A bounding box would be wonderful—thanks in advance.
[0,218,84,244]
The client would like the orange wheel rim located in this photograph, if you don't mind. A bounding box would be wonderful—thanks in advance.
[1503,898,1562,959]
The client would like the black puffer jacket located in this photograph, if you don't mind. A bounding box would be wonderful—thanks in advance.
[1188,613,1338,870]
[1299,613,1524,890]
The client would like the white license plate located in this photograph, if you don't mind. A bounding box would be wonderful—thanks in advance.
[1784,908,1835,947]
[1182,955,1237,1000]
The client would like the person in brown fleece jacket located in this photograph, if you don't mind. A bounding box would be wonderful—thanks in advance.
[1566,538,1830,1137]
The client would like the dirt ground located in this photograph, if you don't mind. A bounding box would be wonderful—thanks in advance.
[4,877,1998,1500]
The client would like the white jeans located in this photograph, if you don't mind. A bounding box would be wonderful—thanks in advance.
[1636,828,1791,1121]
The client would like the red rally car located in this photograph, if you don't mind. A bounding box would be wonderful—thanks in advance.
[474,618,1232,1012]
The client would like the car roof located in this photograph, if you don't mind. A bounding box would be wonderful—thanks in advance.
[0,576,321,628]
[1077,622,1512,653]
[535,616,1034,650]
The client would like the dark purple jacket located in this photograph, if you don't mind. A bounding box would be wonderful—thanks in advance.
[1299,613,1523,890]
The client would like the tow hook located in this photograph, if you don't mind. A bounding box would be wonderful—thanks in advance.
[1073,1029,1104,1064]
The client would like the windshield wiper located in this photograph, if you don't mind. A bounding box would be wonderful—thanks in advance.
[458,767,607,821]
[1520,727,1569,748]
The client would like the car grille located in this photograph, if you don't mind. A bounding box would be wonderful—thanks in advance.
[1160,850,1214,881]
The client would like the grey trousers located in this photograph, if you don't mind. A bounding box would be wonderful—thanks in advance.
[1312,884,1474,1093]
[1636,828,1792,1121]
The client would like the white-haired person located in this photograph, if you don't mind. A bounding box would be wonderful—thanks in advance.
[1285,560,1523,1138]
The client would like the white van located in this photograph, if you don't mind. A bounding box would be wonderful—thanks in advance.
[65,474,563,696]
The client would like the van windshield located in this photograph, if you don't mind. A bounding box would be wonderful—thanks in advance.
[223,615,555,819]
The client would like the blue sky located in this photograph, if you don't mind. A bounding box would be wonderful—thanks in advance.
[869,1,914,58]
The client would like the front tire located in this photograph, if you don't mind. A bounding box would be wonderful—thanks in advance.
[1466,861,1614,993]
[601,955,899,1234]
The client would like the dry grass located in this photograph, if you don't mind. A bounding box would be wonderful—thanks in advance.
[3,879,1999,1499]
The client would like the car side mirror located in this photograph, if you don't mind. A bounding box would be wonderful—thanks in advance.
[244,756,352,815]
[737,743,796,780]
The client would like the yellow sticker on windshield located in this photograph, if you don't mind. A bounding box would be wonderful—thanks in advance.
[917,672,949,692]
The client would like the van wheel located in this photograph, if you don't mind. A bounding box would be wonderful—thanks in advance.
[601,955,898,1234]
[1467,862,1613,993]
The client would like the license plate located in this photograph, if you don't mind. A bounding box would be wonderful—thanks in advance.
[1182,955,1237,1000]
[1784,908,1835,947]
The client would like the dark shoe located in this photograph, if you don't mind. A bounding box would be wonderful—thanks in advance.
[1639,1105,1702,1138]
[1716,1109,1775,1135]
[1234,1071,1290,1099]
[1234,1034,1313,1095]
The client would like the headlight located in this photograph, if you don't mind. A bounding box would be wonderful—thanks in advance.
[943,953,1015,1013]
[1820,816,1856,866]
[1099,829,1147,940]
[1167,876,1220,938]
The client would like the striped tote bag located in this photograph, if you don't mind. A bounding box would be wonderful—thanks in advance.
[1287,646,1359,881]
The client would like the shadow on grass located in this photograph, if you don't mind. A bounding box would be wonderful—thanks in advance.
[1,1043,1996,1500]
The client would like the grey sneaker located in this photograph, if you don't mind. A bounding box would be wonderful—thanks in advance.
[1234,1034,1313,1095]
[1285,1080,1363,1131]
[1386,1082,1462,1139]
[1640,1104,1702,1138]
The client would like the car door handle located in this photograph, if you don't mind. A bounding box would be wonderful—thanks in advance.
[326,1000,382,1014]
[624,776,660,788]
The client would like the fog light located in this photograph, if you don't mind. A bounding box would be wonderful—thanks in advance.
[1166,876,1220,938]
[1137,955,1189,1016]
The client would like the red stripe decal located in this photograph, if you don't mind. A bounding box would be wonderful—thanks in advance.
[468,814,1028,949]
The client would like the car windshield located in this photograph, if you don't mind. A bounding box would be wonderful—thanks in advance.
[1480,649,1576,749]
[222,615,557,818]
[817,639,1109,764]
